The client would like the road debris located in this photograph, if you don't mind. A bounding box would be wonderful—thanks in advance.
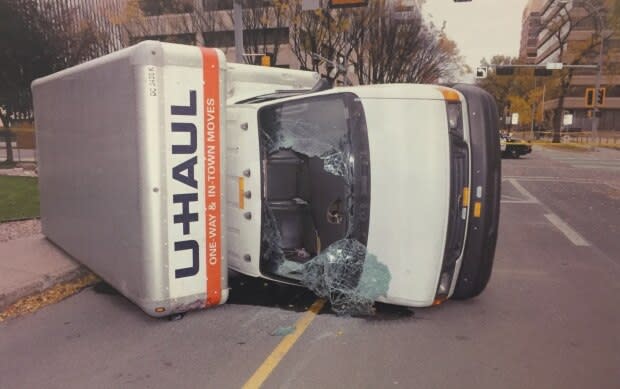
[270,325,296,336]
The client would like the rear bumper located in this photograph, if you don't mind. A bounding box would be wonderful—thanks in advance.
[451,84,502,299]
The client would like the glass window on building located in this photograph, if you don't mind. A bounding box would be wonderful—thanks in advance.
[139,0,194,16]
[203,0,273,11]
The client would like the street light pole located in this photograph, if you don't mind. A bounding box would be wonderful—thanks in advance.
[591,9,604,140]
[531,77,537,140]
[233,0,244,63]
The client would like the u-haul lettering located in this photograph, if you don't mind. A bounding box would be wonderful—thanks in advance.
[170,90,200,279]
[165,61,206,299]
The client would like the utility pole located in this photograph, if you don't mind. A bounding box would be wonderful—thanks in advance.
[531,77,537,140]
[591,8,605,140]
[541,83,546,139]
[233,0,244,63]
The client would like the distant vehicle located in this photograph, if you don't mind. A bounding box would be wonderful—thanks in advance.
[500,134,532,158]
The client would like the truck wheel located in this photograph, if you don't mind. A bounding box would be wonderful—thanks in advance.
[510,149,519,158]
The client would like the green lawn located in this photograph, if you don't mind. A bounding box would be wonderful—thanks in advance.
[0,176,40,222]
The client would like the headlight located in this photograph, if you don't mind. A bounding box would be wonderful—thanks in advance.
[433,271,453,305]
[446,102,463,137]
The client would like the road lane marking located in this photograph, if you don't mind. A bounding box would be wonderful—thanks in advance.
[504,175,620,193]
[501,194,526,202]
[507,179,540,204]
[242,299,325,389]
[503,176,603,184]
[504,178,591,247]
[544,213,590,247]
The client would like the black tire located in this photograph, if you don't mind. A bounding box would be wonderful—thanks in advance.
[510,149,519,158]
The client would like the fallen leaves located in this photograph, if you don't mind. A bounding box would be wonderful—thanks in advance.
[0,273,99,322]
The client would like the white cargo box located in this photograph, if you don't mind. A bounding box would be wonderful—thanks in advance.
[32,41,229,317]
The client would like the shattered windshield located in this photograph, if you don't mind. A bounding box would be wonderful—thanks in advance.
[260,94,350,159]
[257,93,389,315]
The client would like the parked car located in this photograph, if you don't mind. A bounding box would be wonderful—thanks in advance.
[500,134,532,158]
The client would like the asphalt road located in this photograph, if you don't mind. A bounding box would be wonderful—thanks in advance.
[2,146,620,389]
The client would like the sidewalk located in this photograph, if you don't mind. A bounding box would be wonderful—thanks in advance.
[0,234,85,311]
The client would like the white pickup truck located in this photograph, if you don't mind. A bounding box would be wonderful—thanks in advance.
[32,41,500,317]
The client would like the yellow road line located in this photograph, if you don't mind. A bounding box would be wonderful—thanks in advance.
[242,298,326,389]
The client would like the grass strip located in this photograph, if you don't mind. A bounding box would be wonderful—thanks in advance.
[0,176,40,221]
[534,142,593,152]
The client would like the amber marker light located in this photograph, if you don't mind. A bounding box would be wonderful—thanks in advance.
[435,86,461,102]
[473,202,482,218]
[462,187,470,207]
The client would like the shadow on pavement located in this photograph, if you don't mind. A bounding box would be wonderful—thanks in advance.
[92,276,418,320]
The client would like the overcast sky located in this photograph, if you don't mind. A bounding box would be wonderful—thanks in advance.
[422,0,530,74]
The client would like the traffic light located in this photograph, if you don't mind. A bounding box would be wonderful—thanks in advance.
[596,88,606,106]
[255,53,273,67]
[585,88,595,107]
[495,66,515,76]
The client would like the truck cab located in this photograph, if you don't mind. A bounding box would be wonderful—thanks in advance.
[226,80,500,308]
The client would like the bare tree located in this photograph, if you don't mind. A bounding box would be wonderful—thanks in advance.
[212,1,290,65]
[239,0,289,64]
[117,0,199,45]
[287,1,354,75]
[352,3,463,84]
[0,0,109,154]
[286,0,464,84]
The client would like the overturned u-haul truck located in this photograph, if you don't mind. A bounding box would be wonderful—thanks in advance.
[32,41,500,317]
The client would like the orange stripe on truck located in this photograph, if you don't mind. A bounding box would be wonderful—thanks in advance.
[201,47,222,307]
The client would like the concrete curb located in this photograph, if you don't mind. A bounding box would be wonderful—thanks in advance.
[0,235,86,311]
[0,267,88,311]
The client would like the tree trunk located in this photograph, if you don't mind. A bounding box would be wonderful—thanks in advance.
[0,130,14,163]
[552,72,572,144]
[552,93,565,143]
